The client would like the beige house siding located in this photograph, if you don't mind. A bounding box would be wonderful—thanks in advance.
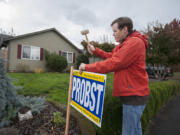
[8,31,80,72]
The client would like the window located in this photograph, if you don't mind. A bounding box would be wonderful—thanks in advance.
[61,51,73,63]
[31,46,40,60]
[22,46,30,59]
[68,52,73,63]
[62,52,67,59]
[22,45,40,60]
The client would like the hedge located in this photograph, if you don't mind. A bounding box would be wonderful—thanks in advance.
[45,53,67,72]
[76,54,89,69]
[96,78,180,135]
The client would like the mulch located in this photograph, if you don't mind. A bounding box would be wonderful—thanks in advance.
[8,102,81,135]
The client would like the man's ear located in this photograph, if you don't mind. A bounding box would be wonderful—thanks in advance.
[123,26,128,33]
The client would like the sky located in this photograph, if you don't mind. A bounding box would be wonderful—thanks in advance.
[0,0,179,49]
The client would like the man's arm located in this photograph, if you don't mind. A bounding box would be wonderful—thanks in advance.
[85,39,144,73]
[93,48,113,59]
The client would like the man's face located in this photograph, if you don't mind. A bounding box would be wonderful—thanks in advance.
[112,22,128,42]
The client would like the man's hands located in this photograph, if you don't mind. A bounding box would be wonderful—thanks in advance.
[87,43,95,55]
[79,63,86,74]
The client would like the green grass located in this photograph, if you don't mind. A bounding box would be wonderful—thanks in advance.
[171,72,180,80]
[9,72,114,105]
[174,72,180,77]
[9,73,70,104]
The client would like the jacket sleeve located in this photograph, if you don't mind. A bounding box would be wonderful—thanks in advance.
[85,39,144,73]
[94,48,113,59]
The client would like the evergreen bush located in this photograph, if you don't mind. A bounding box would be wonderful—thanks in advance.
[45,52,67,72]
[76,54,89,69]
[0,58,46,127]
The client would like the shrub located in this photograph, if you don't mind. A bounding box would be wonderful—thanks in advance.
[0,58,46,127]
[96,74,122,135]
[76,54,89,69]
[96,79,180,135]
[18,96,47,114]
[45,52,67,72]
[53,111,65,126]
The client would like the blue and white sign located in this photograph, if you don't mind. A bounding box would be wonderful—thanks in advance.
[71,70,107,127]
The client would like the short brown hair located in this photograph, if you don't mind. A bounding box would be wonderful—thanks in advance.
[111,17,133,33]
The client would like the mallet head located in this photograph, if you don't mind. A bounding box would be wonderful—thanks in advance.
[81,29,89,35]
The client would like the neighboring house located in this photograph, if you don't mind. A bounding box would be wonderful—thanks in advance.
[0,28,82,72]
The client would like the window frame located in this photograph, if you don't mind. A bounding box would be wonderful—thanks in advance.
[21,45,40,61]
[61,50,73,63]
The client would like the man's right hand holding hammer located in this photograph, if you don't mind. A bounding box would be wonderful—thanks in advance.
[81,29,95,55]
[87,43,95,55]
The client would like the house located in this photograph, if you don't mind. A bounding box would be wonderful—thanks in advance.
[0,28,82,72]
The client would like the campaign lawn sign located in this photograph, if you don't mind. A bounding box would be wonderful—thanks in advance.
[71,70,107,127]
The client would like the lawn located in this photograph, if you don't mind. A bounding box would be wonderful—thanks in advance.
[9,72,161,106]
[174,72,180,77]
[9,73,70,104]
[171,72,180,80]
[9,72,114,105]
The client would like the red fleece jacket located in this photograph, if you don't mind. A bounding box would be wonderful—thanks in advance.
[85,31,150,96]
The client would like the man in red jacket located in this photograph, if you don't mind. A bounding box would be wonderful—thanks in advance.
[79,17,149,135]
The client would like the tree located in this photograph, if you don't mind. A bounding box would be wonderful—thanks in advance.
[164,19,180,65]
[144,18,180,66]
[81,40,99,57]
[0,59,22,127]
[100,42,115,52]
[81,40,115,57]
[76,54,89,69]
[0,58,46,127]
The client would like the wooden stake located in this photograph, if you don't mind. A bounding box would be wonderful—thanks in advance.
[65,66,74,135]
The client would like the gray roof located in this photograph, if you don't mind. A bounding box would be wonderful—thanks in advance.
[0,34,13,47]
[2,28,81,52]
[0,34,13,39]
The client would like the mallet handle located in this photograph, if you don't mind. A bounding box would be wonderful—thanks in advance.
[85,34,93,55]
[85,34,89,44]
